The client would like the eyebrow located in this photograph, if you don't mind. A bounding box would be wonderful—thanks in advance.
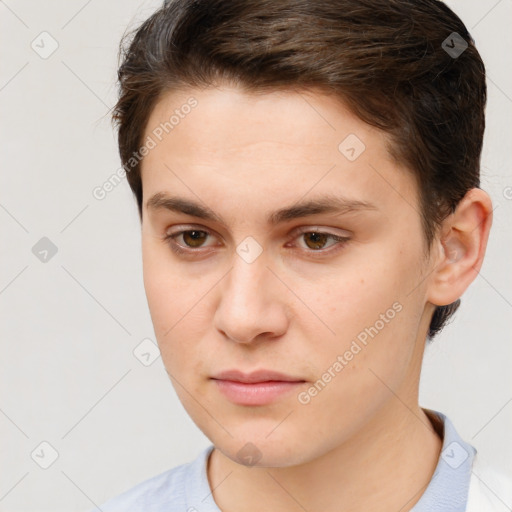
[146,192,378,226]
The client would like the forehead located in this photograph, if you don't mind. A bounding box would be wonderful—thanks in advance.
[144,86,379,159]
[140,86,418,220]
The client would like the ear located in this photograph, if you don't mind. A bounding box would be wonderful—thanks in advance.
[426,188,493,306]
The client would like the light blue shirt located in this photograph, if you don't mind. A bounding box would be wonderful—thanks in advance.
[91,410,476,512]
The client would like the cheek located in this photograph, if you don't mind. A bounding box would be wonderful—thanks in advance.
[142,242,192,355]
[142,237,192,323]
[142,249,173,331]
[306,244,423,380]
[142,240,216,370]
[295,302,417,445]
[311,262,398,336]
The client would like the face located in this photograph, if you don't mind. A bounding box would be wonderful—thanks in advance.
[140,85,436,467]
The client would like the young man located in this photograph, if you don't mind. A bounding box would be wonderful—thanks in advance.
[93,0,510,510]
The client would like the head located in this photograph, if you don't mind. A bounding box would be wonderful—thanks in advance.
[112,0,492,466]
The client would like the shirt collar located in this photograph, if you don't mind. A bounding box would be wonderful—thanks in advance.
[411,408,476,512]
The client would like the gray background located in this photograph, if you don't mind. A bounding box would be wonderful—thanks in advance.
[1,1,510,510]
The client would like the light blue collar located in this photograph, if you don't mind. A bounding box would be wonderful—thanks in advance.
[412,409,476,511]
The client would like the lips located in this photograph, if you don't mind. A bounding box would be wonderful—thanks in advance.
[211,369,306,384]
[210,369,306,406]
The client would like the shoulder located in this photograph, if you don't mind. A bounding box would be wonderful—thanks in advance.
[466,453,512,511]
[91,463,187,512]
[88,446,213,512]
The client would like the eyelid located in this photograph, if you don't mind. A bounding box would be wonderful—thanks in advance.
[290,225,351,238]
[165,224,216,237]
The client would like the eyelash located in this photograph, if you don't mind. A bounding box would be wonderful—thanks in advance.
[163,226,350,258]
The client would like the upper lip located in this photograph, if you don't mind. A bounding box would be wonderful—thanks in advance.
[211,369,305,383]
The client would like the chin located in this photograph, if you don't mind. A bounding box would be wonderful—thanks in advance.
[211,432,317,469]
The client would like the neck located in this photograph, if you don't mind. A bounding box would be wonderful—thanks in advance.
[207,403,443,512]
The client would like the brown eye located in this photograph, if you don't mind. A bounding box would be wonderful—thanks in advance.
[291,229,351,255]
[181,230,208,247]
[303,232,330,250]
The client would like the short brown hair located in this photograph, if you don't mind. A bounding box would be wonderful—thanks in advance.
[112,0,487,339]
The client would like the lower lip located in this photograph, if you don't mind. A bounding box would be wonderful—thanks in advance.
[212,379,305,406]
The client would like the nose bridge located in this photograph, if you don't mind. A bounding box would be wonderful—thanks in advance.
[214,249,288,343]
[224,252,273,316]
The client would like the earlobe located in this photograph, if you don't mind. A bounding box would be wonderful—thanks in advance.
[426,188,493,307]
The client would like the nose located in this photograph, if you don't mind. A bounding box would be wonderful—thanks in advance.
[213,252,290,344]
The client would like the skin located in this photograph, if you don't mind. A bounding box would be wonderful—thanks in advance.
[139,85,492,512]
